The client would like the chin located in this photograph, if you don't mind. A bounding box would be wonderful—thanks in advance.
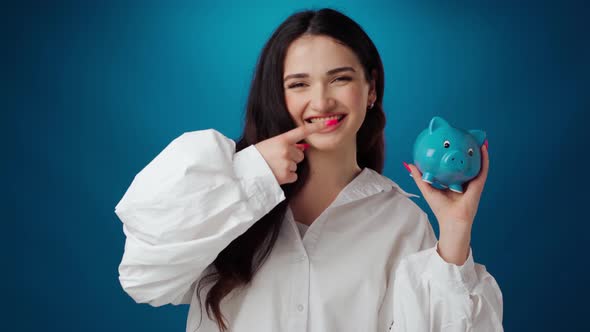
[310,141,341,151]
[308,133,356,151]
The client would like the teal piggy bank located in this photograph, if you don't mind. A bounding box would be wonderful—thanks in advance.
[413,116,486,193]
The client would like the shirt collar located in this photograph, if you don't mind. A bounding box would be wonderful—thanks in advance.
[330,167,419,208]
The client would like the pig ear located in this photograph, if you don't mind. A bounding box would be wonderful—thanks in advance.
[469,130,486,146]
[428,116,450,134]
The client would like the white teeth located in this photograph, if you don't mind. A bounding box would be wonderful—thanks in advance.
[308,115,344,123]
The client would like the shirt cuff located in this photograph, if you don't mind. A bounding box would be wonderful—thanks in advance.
[424,241,478,293]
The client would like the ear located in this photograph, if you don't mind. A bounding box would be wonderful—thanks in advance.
[428,116,450,134]
[368,69,377,106]
[468,130,486,146]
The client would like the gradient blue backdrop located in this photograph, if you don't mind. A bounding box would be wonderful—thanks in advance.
[8,0,589,331]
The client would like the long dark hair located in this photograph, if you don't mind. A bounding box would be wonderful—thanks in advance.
[195,8,386,331]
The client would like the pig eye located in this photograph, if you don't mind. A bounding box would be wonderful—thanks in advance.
[443,140,450,148]
[468,148,474,156]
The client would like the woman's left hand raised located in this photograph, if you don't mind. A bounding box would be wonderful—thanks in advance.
[404,140,489,265]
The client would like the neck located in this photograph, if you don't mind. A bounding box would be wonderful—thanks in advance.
[289,144,363,225]
[303,146,362,190]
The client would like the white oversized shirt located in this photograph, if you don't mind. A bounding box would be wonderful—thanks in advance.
[115,129,503,332]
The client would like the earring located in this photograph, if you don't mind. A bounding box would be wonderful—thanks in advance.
[369,102,374,109]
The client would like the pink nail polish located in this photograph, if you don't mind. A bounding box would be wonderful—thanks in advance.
[483,139,488,150]
[325,119,338,126]
[402,161,411,173]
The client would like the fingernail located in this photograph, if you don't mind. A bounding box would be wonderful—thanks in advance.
[483,139,488,150]
[296,143,310,151]
[325,119,338,126]
[402,161,411,173]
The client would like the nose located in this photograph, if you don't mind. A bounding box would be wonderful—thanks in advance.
[309,85,335,112]
[441,150,466,171]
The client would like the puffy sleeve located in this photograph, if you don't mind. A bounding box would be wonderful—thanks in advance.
[114,129,285,307]
[390,213,504,331]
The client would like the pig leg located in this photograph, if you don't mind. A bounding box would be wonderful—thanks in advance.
[421,172,435,184]
[448,183,464,193]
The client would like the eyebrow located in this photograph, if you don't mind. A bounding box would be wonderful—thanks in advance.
[283,66,356,82]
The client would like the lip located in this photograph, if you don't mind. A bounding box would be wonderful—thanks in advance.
[319,114,346,133]
[304,113,347,123]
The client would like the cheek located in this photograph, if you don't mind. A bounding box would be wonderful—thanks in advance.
[338,85,367,130]
[336,84,366,111]
[284,93,306,124]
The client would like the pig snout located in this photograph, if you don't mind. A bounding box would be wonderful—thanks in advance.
[441,150,467,171]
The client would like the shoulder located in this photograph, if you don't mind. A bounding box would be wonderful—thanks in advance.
[364,168,418,198]
[361,169,432,236]
[176,129,235,146]
[165,129,237,156]
[365,168,425,215]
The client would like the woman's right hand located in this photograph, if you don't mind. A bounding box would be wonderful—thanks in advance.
[254,120,332,185]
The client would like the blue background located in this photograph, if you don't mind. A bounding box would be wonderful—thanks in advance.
[8,0,588,331]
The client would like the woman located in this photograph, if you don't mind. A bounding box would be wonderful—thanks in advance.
[115,8,503,332]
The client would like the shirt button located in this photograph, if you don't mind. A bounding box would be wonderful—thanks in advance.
[297,304,304,312]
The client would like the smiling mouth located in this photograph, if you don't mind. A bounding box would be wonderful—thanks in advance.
[305,114,347,124]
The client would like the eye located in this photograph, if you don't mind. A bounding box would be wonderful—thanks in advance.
[468,148,474,156]
[333,76,352,83]
[443,140,450,148]
[287,82,306,89]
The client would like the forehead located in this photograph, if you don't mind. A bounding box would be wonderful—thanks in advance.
[283,35,361,74]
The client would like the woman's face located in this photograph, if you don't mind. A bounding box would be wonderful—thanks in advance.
[283,34,376,151]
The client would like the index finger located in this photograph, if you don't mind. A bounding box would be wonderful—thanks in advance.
[281,120,329,143]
